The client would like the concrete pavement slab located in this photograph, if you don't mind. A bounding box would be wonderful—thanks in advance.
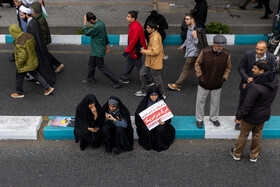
[0,116,42,140]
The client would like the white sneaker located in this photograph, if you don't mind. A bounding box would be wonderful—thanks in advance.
[163,95,167,99]
[250,155,260,163]
[135,91,146,97]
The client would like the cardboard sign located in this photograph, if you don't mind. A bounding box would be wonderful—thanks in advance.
[139,100,173,130]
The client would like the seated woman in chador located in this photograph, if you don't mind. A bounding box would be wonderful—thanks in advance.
[135,86,175,152]
[102,96,134,154]
[74,94,102,151]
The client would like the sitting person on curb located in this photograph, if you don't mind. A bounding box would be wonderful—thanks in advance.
[9,24,54,98]
[74,94,102,151]
[101,96,134,154]
[135,86,175,152]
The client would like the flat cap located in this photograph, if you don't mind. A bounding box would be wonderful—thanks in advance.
[213,35,227,46]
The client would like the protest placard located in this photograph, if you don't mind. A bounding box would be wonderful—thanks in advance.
[139,100,173,130]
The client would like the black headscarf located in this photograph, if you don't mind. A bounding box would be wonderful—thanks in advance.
[135,86,164,115]
[102,96,134,142]
[75,94,102,131]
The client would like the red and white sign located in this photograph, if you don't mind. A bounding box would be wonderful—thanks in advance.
[139,100,173,131]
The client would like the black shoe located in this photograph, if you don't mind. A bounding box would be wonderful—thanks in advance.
[210,120,220,127]
[268,9,273,15]
[0,4,3,7]
[113,82,121,89]
[230,148,241,161]
[260,15,269,19]
[105,144,112,153]
[238,5,246,10]
[113,147,122,155]
[254,5,263,9]
[82,79,95,84]
[235,123,240,130]
[196,121,203,129]
[80,140,87,151]
[8,56,15,62]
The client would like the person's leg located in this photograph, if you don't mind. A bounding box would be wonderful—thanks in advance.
[151,69,166,96]
[209,88,222,122]
[96,57,119,84]
[120,56,135,82]
[233,120,254,158]
[250,122,265,159]
[134,56,153,84]
[239,0,251,8]
[195,85,210,122]
[175,57,197,88]
[139,65,150,94]
[15,71,26,95]
[29,70,51,90]
[86,56,97,82]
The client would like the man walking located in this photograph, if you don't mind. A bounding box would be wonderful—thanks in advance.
[235,40,275,130]
[195,35,231,128]
[9,24,54,98]
[230,61,278,162]
[168,13,207,91]
[82,12,121,89]
[20,5,56,86]
[118,10,153,86]
[135,22,166,98]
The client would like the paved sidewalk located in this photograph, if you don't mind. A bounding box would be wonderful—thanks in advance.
[0,0,278,34]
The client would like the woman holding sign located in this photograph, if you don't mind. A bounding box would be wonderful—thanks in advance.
[74,94,102,151]
[101,96,134,154]
[135,86,175,152]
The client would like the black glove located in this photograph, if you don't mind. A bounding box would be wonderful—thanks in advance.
[123,52,129,57]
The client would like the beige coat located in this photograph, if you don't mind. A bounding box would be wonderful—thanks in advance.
[142,31,164,70]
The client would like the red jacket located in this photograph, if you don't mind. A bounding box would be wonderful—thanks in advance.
[125,20,147,59]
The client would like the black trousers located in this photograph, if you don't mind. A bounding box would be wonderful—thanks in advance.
[262,0,271,16]
[87,56,118,84]
[15,70,50,95]
[121,56,153,84]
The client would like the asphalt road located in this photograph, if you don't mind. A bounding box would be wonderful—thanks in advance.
[0,139,279,186]
[0,45,279,116]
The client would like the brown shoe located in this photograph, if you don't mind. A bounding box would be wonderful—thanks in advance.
[55,64,64,73]
[168,83,181,91]
[11,93,25,98]
[44,87,54,95]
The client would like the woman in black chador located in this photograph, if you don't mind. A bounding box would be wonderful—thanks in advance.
[102,96,134,154]
[135,87,175,152]
[74,94,102,151]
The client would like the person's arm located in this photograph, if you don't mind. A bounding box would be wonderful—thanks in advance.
[195,50,203,77]
[238,52,251,83]
[83,25,98,37]
[223,55,231,80]
[141,36,161,56]
[113,117,128,128]
[16,46,27,67]
[124,27,141,53]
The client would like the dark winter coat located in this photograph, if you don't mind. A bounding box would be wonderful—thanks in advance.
[31,2,51,45]
[193,0,208,28]
[144,13,168,42]
[236,72,279,124]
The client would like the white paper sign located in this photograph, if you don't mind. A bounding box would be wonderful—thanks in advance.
[139,100,173,130]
